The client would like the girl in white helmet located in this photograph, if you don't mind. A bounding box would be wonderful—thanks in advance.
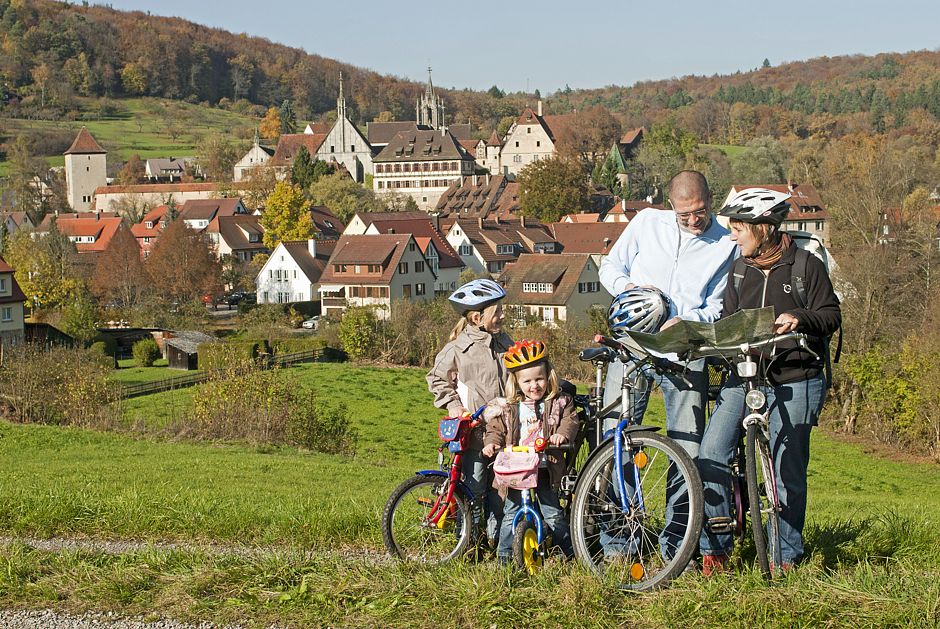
[426,278,514,546]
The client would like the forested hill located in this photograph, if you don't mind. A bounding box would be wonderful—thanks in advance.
[548,50,940,143]
[3,0,940,144]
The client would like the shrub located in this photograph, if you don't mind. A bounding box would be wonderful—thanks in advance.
[198,341,262,372]
[269,338,328,355]
[87,341,113,367]
[132,338,160,367]
[338,306,380,362]
[190,366,357,454]
[0,344,121,426]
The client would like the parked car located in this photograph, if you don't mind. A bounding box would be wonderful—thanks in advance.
[301,316,321,330]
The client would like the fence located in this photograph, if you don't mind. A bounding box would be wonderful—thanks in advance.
[120,347,327,399]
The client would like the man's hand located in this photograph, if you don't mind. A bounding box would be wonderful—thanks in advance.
[774,313,799,333]
[482,443,498,457]
[549,434,567,446]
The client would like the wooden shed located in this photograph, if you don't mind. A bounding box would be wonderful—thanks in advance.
[163,330,219,370]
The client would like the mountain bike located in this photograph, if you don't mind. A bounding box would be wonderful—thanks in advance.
[381,406,486,563]
[568,334,704,592]
[689,331,818,579]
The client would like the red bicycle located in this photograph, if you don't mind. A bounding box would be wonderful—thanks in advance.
[381,407,485,563]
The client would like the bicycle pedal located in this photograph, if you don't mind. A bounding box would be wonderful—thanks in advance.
[706,516,734,534]
[560,474,578,493]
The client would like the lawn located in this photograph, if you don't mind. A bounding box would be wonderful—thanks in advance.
[0,362,938,627]
[701,143,749,159]
[0,97,260,177]
[107,359,177,386]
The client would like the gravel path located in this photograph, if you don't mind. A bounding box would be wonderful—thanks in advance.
[0,608,254,629]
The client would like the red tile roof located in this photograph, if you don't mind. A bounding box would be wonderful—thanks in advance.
[436,175,520,221]
[451,218,556,263]
[282,239,336,284]
[47,215,123,253]
[179,198,245,221]
[64,127,106,155]
[0,257,26,304]
[561,213,601,223]
[458,138,479,154]
[366,216,463,270]
[620,128,644,146]
[550,222,627,255]
[310,205,345,239]
[501,253,592,306]
[94,183,226,195]
[319,234,415,285]
[271,133,328,164]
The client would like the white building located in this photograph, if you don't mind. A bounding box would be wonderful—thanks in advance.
[233,136,275,182]
[64,127,107,213]
[497,103,574,178]
[314,73,374,183]
[256,239,335,304]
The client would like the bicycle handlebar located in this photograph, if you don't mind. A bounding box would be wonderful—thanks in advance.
[503,442,576,453]
[593,334,693,387]
[688,331,819,360]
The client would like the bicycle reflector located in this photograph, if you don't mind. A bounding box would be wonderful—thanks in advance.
[745,389,766,410]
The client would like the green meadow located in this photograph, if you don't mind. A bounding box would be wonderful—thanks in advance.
[0,362,937,627]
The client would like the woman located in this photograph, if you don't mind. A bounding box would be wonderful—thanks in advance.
[697,188,841,575]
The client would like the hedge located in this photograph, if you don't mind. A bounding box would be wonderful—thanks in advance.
[197,341,264,372]
[268,337,328,355]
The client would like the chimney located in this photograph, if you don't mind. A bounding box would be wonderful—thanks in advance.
[520,215,526,228]
[787,179,796,193]
[473,174,478,186]
[537,100,543,117]
[307,239,316,257]
[387,228,395,234]
[622,198,627,211]
[430,213,440,232]
[485,173,490,186]
[477,217,483,230]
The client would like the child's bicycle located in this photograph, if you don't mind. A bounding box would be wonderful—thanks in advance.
[568,333,704,591]
[687,330,818,579]
[493,439,576,574]
[381,406,485,563]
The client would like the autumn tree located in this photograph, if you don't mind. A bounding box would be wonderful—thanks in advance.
[90,225,148,310]
[555,105,622,165]
[4,225,82,313]
[308,172,382,223]
[116,154,145,186]
[146,218,222,304]
[517,156,590,223]
[195,135,242,183]
[730,136,789,185]
[5,136,48,223]
[259,107,282,140]
[260,181,313,248]
[630,122,699,202]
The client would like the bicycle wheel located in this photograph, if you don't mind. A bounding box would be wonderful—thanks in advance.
[512,519,543,574]
[745,422,782,579]
[382,474,472,563]
[570,432,704,591]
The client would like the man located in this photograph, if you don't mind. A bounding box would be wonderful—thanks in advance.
[598,170,737,559]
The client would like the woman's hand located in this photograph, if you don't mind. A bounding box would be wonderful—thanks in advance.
[549,434,567,446]
[774,313,800,333]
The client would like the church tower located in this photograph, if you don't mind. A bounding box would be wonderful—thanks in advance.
[416,66,445,129]
[64,127,107,212]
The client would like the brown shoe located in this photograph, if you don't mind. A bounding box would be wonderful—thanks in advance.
[702,553,730,576]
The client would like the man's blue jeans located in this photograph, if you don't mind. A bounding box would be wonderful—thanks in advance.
[698,374,825,565]
[600,357,707,557]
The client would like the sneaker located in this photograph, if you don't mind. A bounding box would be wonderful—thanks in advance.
[702,553,730,577]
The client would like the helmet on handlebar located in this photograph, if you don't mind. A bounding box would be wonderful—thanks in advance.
[608,287,670,337]
[503,339,547,371]
[448,278,506,314]
[718,187,791,226]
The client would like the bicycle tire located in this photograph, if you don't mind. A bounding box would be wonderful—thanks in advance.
[512,519,543,574]
[382,474,472,563]
[745,422,782,579]
[570,432,704,591]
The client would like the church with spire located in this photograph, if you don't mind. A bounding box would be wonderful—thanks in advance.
[416,66,445,130]
[314,72,373,183]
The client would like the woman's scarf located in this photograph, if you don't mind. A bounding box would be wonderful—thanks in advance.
[744,231,793,270]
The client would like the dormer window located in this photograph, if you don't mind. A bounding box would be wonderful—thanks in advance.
[496,244,515,255]
[145,221,153,228]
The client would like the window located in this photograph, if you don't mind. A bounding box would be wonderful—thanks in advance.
[355,265,361,274]
[578,282,600,293]
[522,282,553,293]
[144,237,151,243]
[330,145,335,153]
[459,244,472,256]
[402,284,412,298]
[351,145,355,152]
[515,141,519,148]
[408,242,416,252]
[398,262,409,274]
[145,221,153,229]
[415,283,426,296]
[0,278,6,292]
[513,155,522,163]
[536,141,541,147]
[415,261,425,273]
[542,307,555,323]
[816,221,824,230]
[496,244,514,255]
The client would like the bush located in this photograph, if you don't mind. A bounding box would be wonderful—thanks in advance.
[0,344,120,426]
[269,338,328,355]
[132,338,160,367]
[191,366,357,454]
[87,341,114,368]
[338,306,380,362]
[198,341,262,372]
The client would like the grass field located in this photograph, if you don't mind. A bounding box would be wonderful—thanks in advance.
[107,359,175,386]
[0,97,260,177]
[701,143,749,159]
[1,362,938,627]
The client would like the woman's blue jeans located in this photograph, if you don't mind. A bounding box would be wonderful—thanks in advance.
[698,374,826,565]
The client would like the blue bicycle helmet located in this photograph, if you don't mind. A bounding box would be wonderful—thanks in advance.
[448,278,506,314]
[608,287,670,337]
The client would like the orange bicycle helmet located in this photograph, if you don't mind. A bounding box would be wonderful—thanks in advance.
[503,339,548,371]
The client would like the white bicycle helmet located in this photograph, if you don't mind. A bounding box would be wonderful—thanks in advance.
[719,188,791,226]
[448,278,506,314]
[608,287,670,337]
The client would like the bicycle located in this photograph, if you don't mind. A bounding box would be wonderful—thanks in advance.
[381,406,486,563]
[568,333,704,591]
[688,331,818,579]
[492,439,576,574]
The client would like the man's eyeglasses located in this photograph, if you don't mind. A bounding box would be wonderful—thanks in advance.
[670,203,710,222]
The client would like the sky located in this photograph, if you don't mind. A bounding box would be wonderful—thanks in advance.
[96,0,940,94]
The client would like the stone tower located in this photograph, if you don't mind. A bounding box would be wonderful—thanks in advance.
[64,127,107,212]
[416,66,445,129]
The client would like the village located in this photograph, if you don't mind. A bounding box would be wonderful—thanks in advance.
[0,71,834,364]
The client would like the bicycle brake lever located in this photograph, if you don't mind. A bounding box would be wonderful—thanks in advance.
[798,336,820,360]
